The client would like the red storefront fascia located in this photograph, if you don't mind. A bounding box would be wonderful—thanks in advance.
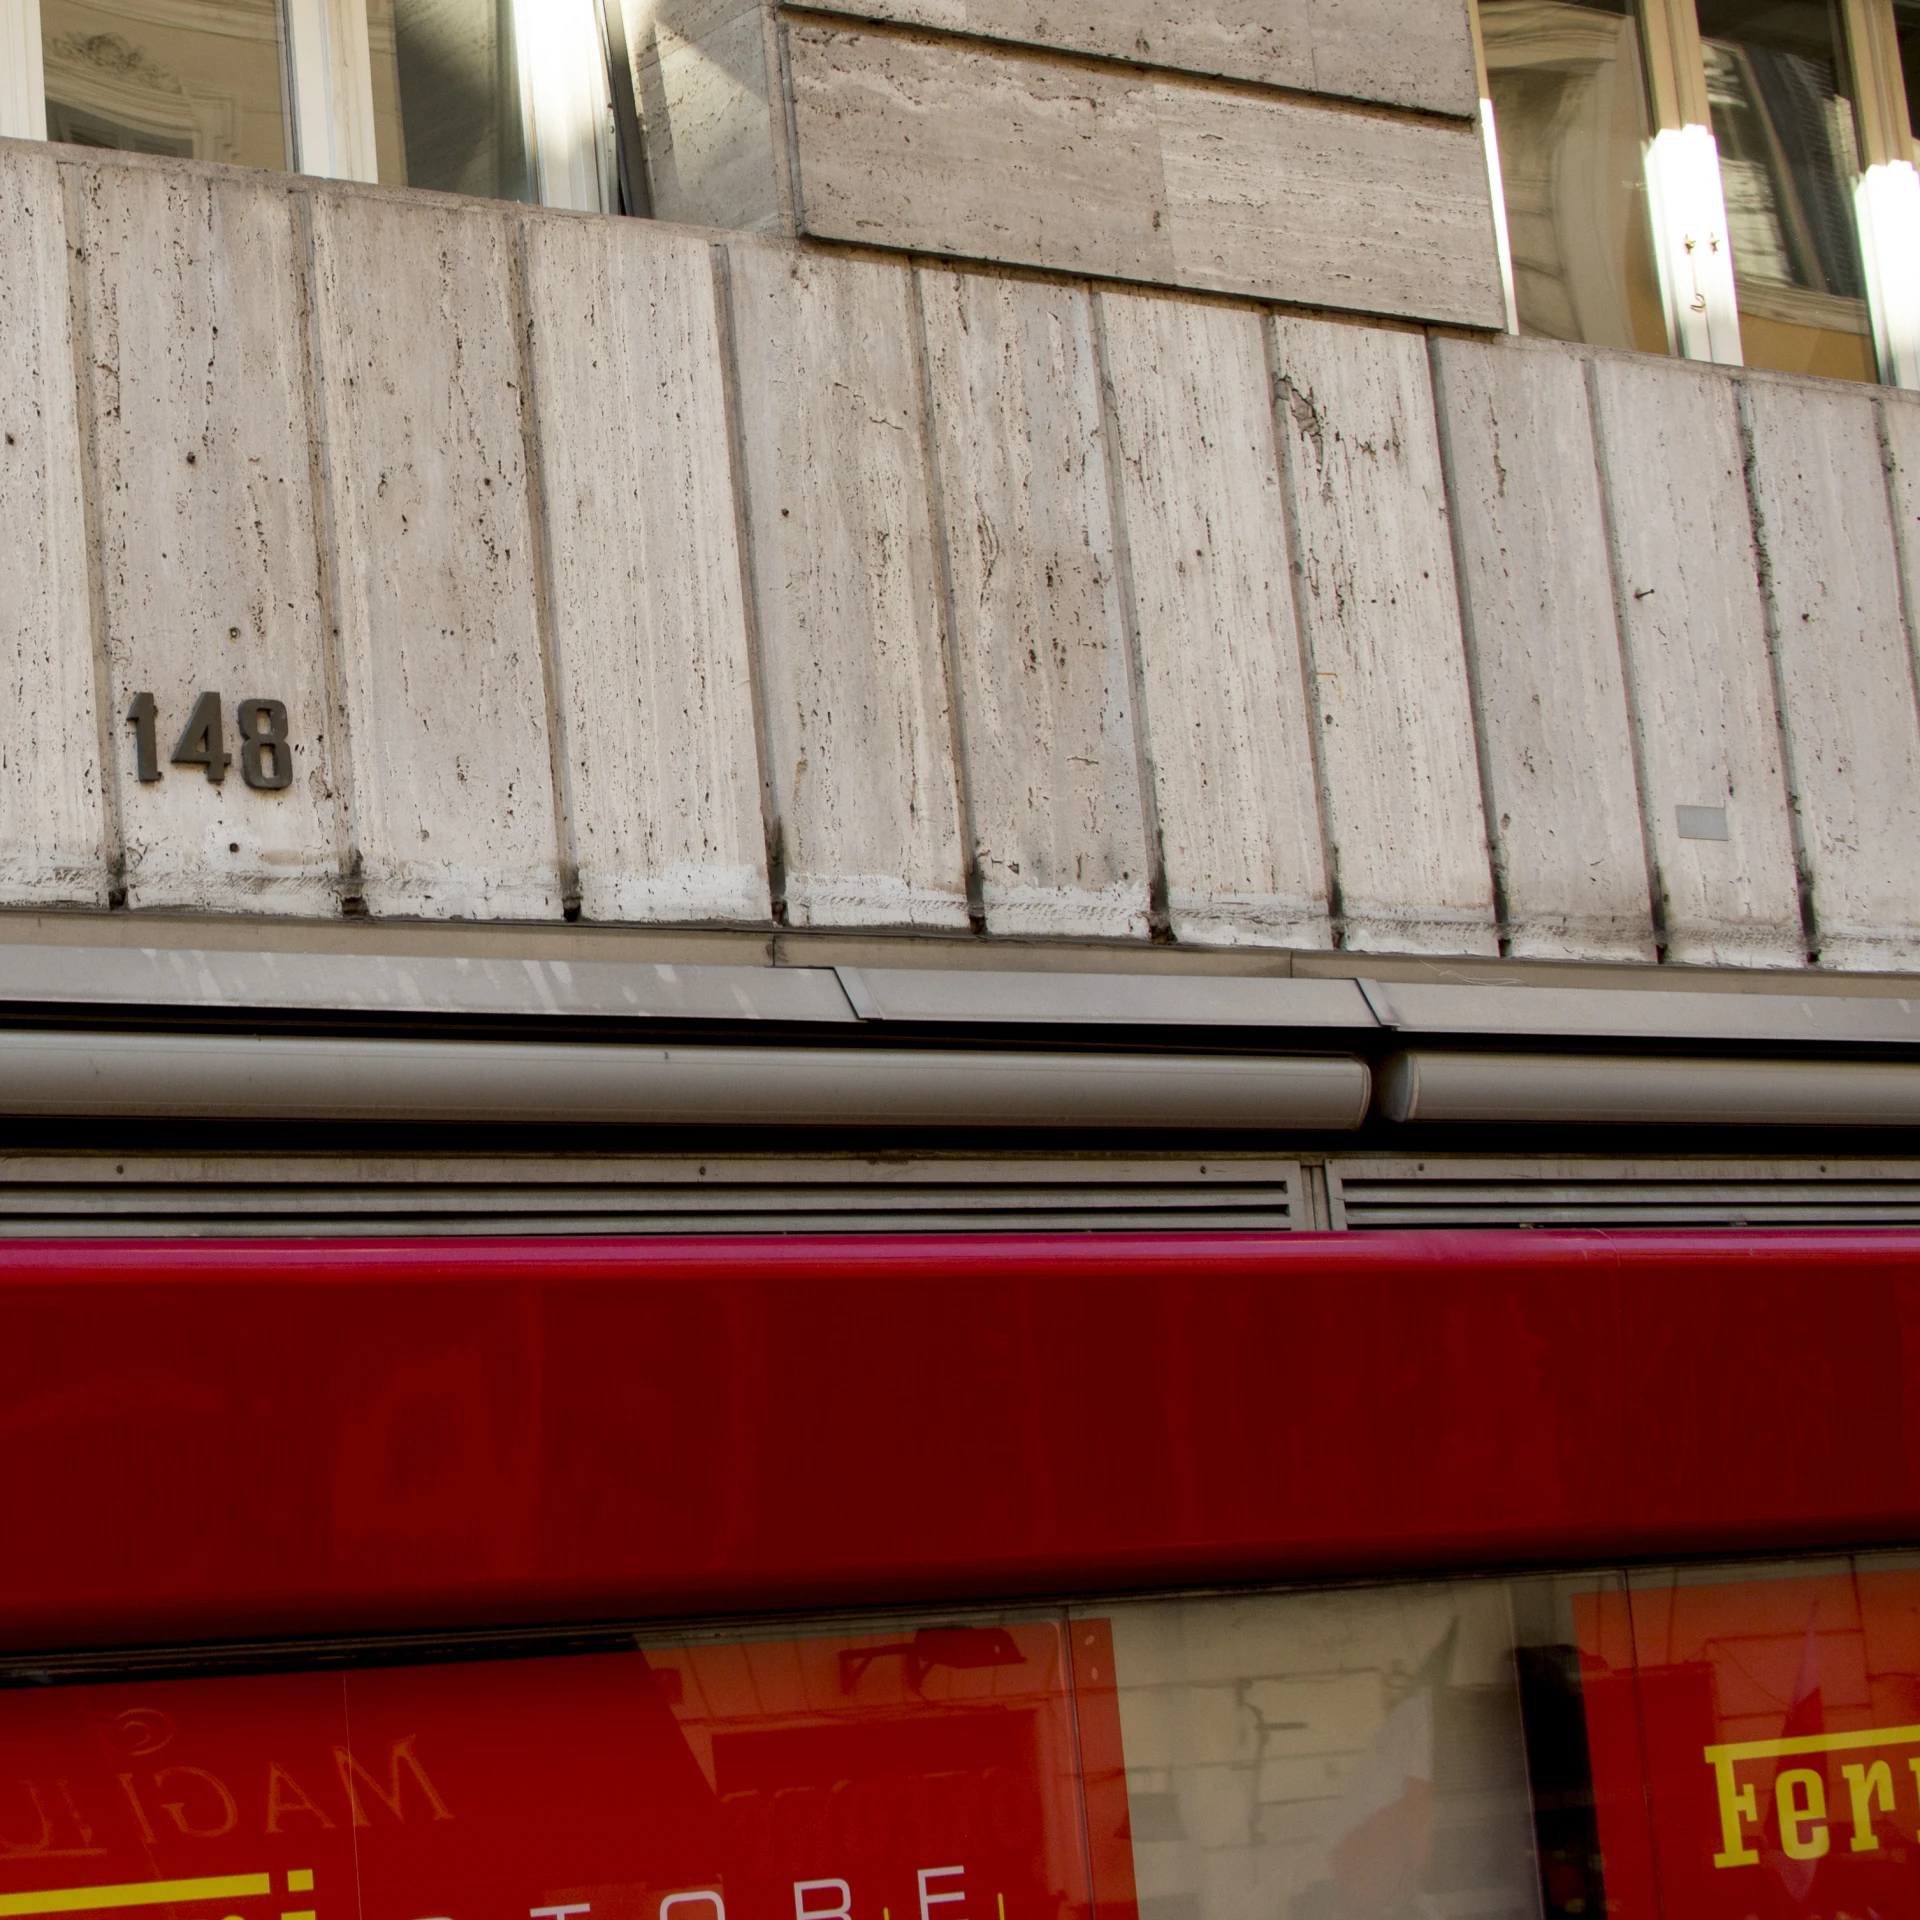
[0,1227,1915,1651]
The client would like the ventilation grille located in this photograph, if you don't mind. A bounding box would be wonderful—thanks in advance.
[1327,1157,1920,1228]
[0,1153,1306,1237]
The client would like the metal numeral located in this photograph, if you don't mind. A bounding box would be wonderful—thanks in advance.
[236,699,292,791]
[125,691,160,783]
[123,691,291,791]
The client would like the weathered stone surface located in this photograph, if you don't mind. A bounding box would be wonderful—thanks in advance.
[824,0,1479,117]
[1270,314,1496,955]
[785,25,1505,329]
[726,242,968,927]
[1097,290,1329,948]
[1741,375,1920,969]
[626,0,786,232]
[524,214,768,924]
[919,269,1148,938]
[1430,335,1653,960]
[0,145,104,906]
[78,164,344,914]
[1887,389,1920,680]
[1589,355,1802,966]
[308,188,562,919]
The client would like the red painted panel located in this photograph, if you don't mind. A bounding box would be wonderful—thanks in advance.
[0,1231,1916,1652]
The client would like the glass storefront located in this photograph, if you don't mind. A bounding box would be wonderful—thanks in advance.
[5,1553,1920,1920]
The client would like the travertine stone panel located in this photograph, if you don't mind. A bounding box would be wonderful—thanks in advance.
[785,25,1505,330]
[308,190,562,920]
[1889,391,1920,667]
[627,0,786,232]
[826,0,1479,117]
[524,216,768,924]
[1270,315,1496,955]
[78,164,342,914]
[0,145,104,906]
[918,269,1148,938]
[1742,376,1920,969]
[726,243,968,927]
[1589,356,1802,967]
[1097,291,1329,948]
[1430,336,1653,961]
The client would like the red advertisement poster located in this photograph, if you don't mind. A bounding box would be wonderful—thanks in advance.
[0,1623,1136,1920]
[1576,1569,1920,1920]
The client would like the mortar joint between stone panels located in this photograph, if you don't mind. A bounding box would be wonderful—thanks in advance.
[289,182,365,914]
[1875,393,1920,735]
[1425,334,1511,956]
[907,265,988,937]
[771,7,807,239]
[708,240,788,927]
[1731,375,1817,967]
[775,5,1481,132]
[1086,285,1173,944]
[507,215,583,922]
[1581,352,1670,965]
[58,161,126,910]
[1261,312,1345,947]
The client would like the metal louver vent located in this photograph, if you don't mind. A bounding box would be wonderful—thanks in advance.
[1326,1158,1920,1228]
[0,1153,1306,1238]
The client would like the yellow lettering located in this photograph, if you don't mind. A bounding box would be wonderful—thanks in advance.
[1842,1760,1893,1851]
[1776,1769,1831,1861]
[1712,1755,1761,1867]
[331,1737,451,1828]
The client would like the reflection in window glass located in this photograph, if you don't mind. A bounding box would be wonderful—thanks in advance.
[1895,0,1920,159]
[1479,0,1670,353]
[1091,1582,1543,1920]
[39,0,290,169]
[1696,0,1877,382]
[365,0,617,211]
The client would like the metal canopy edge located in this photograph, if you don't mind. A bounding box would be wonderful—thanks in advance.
[833,968,1377,1027]
[1359,979,1920,1046]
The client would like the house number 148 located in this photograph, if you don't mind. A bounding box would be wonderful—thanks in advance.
[125,692,293,791]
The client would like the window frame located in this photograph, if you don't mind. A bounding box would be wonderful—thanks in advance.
[0,0,646,217]
[1478,0,1920,385]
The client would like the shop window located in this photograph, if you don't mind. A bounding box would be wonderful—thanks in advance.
[39,0,292,171]
[1478,0,1672,353]
[1695,0,1878,382]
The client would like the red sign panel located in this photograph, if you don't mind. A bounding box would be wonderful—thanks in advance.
[1577,1569,1920,1920]
[0,1624,1135,1920]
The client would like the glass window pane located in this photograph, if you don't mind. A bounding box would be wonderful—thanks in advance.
[366,0,618,211]
[1479,0,1670,354]
[1895,0,1920,159]
[1696,0,1878,382]
[1599,1553,1920,1920]
[1086,1580,1543,1920]
[371,0,534,201]
[39,0,291,169]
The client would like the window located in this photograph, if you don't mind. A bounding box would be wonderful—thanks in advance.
[1896,0,1919,156]
[1477,0,1920,385]
[1479,0,1671,352]
[40,0,293,170]
[4,0,640,216]
[1697,0,1875,381]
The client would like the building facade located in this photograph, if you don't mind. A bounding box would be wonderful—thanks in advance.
[3,9,1920,1920]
